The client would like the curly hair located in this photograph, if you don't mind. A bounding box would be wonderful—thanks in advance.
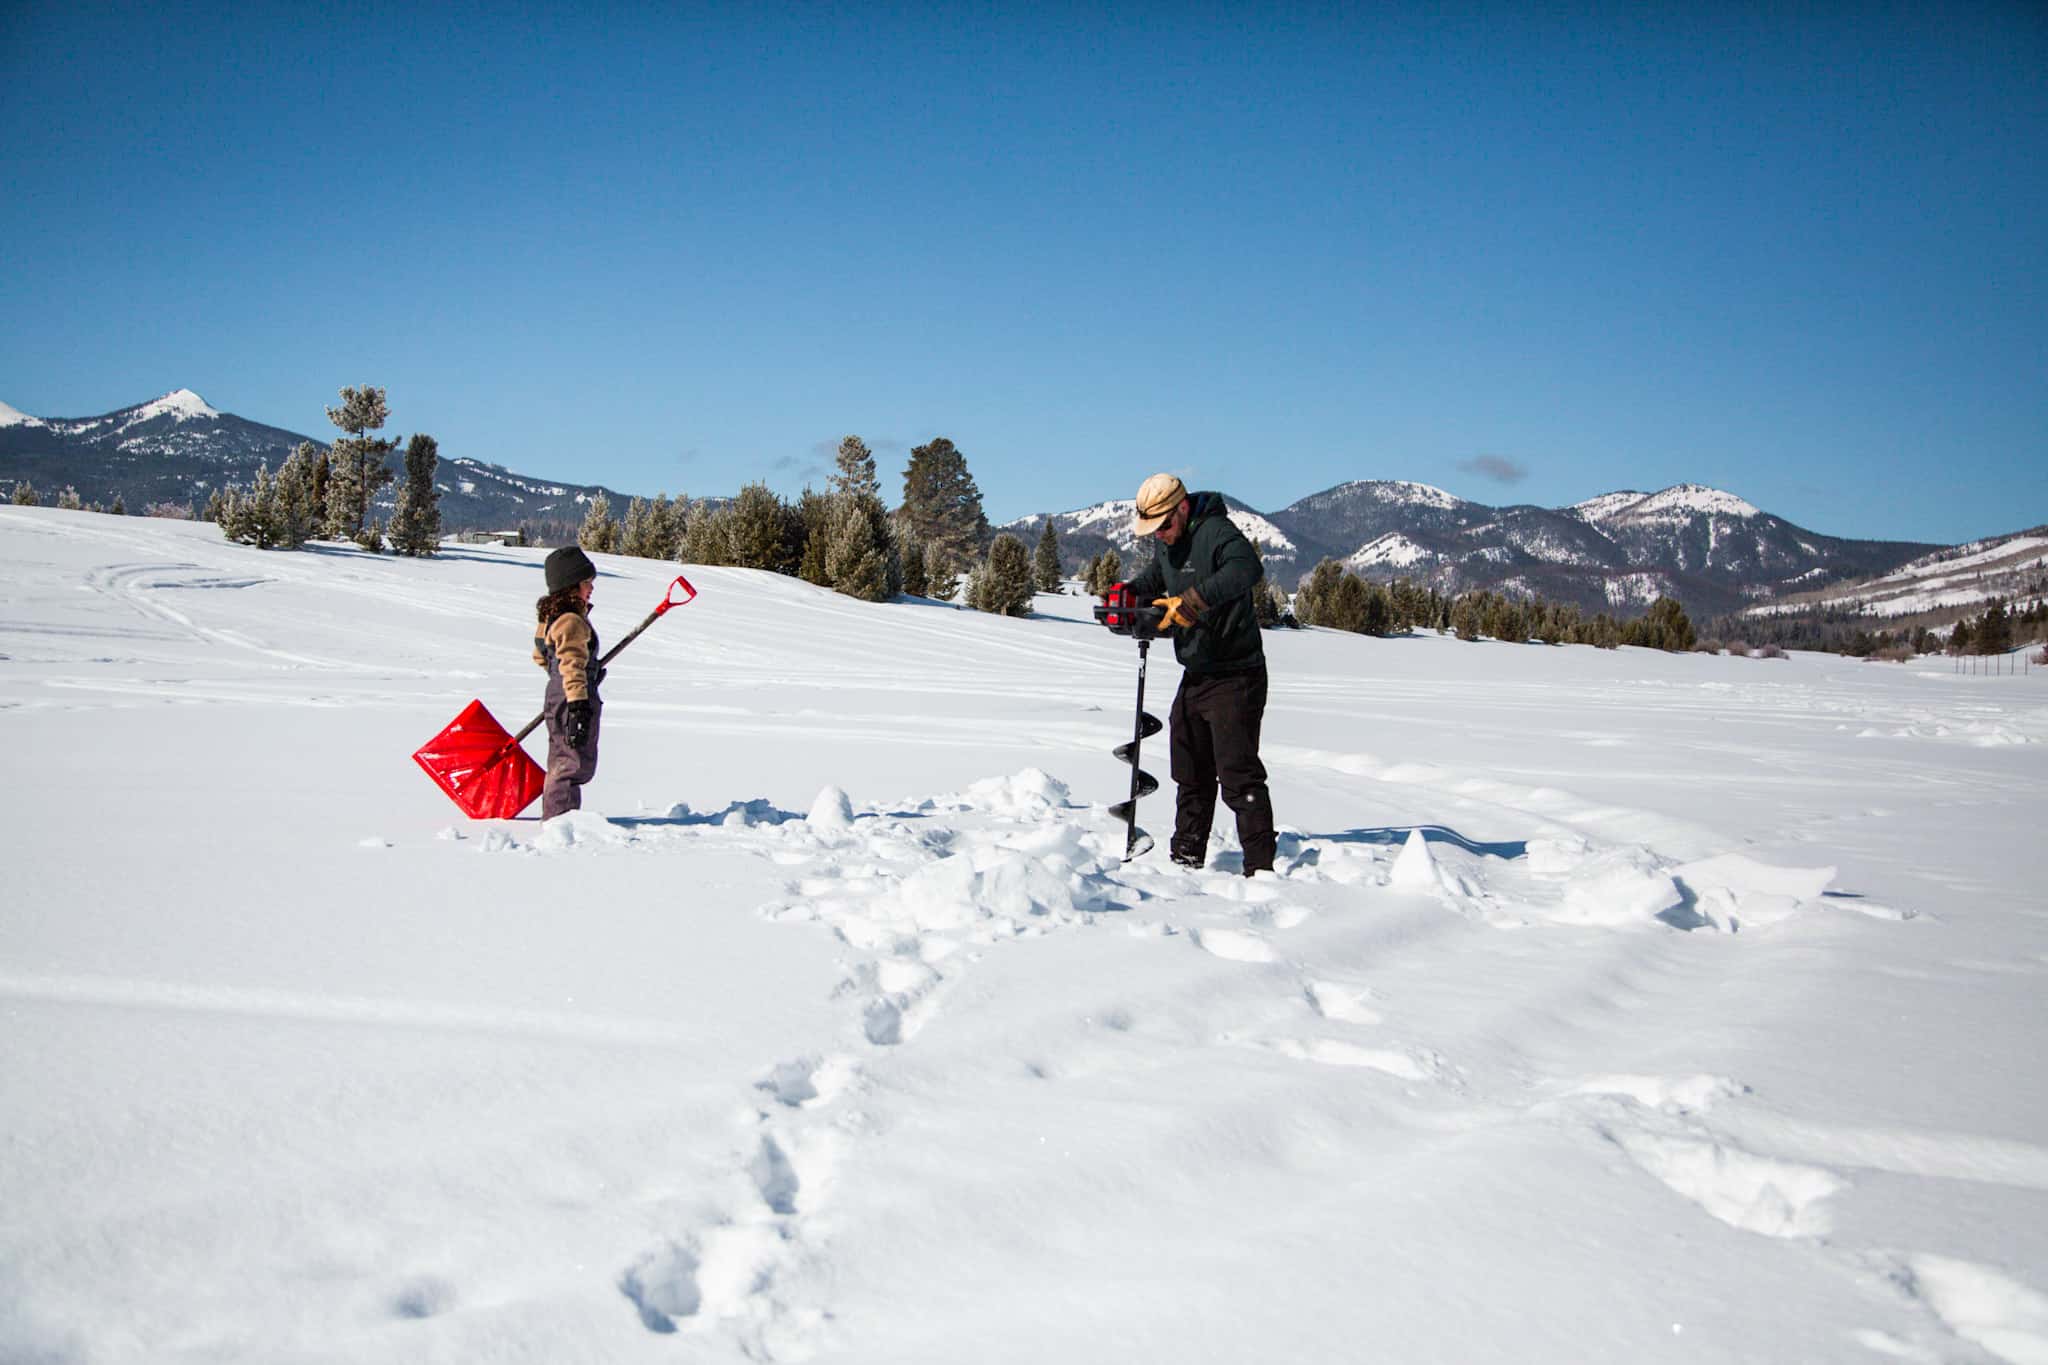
[535,585,587,627]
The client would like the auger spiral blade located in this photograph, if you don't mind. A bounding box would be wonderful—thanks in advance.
[1113,710,1163,765]
[1109,639,1162,862]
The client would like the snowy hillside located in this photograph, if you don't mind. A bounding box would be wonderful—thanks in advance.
[1747,528,2048,621]
[4,507,2047,1363]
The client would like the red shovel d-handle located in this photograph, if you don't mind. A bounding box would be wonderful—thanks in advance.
[412,574,697,818]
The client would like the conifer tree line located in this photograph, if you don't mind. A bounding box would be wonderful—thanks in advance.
[589,433,1031,612]
[1280,557,1695,651]
[1707,583,2046,659]
[1944,596,2046,656]
[7,481,126,514]
[208,386,442,555]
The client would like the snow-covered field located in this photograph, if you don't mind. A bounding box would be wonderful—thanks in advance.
[3,505,2046,1364]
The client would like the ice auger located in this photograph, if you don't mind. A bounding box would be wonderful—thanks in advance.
[1094,581,1167,860]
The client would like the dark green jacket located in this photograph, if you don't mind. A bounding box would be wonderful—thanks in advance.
[1127,492,1266,676]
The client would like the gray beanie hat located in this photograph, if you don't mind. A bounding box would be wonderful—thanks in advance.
[544,545,597,594]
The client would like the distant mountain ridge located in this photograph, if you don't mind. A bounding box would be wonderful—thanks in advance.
[1007,479,1949,618]
[0,390,642,529]
[0,389,2011,618]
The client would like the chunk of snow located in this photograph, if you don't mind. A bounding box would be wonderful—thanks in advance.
[807,785,855,831]
[1390,828,1440,890]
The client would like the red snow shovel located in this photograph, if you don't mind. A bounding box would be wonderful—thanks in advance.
[412,574,698,818]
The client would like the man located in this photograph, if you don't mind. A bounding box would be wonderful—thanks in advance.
[1122,473,1276,876]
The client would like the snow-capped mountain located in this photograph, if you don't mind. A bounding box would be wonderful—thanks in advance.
[0,391,644,531]
[1012,478,1948,617]
[1004,494,1316,582]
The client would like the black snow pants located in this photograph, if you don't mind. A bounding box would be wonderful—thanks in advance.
[540,661,601,821]
[1168,665,1275,871]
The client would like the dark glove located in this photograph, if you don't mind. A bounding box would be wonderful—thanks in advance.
[1153,595,1199,631]
[564,698,593,748]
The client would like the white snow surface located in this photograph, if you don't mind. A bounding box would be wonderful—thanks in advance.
[3,505,2046,1364]
[0,399,48,428]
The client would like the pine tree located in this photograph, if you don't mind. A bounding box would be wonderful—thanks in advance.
[1362,582,1393,636]
[10,481,38,506]
[1450,593,1483,641]
[660,495,690,560]
[1977,598,2013,655]
[900,531,929,597]
[898,437,989,571]
[681,502,729,565]
[973,534,1033,617]
[579,493,620,554]
[322,385,396,544]
[1255,580,1281,628]
[203,487,226,523]
[831,436,880,502]
[924,541,960,602]
[826,495,891,601]
[1099,549,1122,593]
[1033,520,1062,593]
[795,489,837,585]
[311,449,329,518]
[1294,560,1345,626]
[725,482,788,571]
[111,495,126,515]
[388,434,442,556]
[54,486,83,511]
[272,443,320,548]
[620,497,655,558]
[1324,573,1369,633]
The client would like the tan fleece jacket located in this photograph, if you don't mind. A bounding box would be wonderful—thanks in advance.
[534,612,597,701]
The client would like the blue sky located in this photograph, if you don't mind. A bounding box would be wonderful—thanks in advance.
[2,2,2042,544]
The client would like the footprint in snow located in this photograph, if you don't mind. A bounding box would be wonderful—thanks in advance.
[1193,927,1277,963]
[1304,980,1381,1024]
[756,1054,857,1109]
[620,1243,702,1333]
[1601,1126,1844,1239]
[1900,1253,2048,1364]
[1251,903,1313,931]
[1270,1037,1435,1080]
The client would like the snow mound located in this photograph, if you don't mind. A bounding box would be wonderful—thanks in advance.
[1389,828,1441,891]
[942,768,1071,819]
[1673,854,1835,931]
[807,785,855,832]
[1556,847,1684,927]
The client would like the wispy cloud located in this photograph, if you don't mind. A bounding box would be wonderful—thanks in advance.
[1457,454,1528,485]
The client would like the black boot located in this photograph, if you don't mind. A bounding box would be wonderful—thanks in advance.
[1170,839,1206,869]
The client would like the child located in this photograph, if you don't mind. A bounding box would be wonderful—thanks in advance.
[534,546,602,818]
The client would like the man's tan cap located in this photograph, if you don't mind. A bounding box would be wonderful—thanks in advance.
[1131,473,1187,537]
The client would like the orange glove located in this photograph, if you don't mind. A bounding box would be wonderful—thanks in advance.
[1154,595,1199,631]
